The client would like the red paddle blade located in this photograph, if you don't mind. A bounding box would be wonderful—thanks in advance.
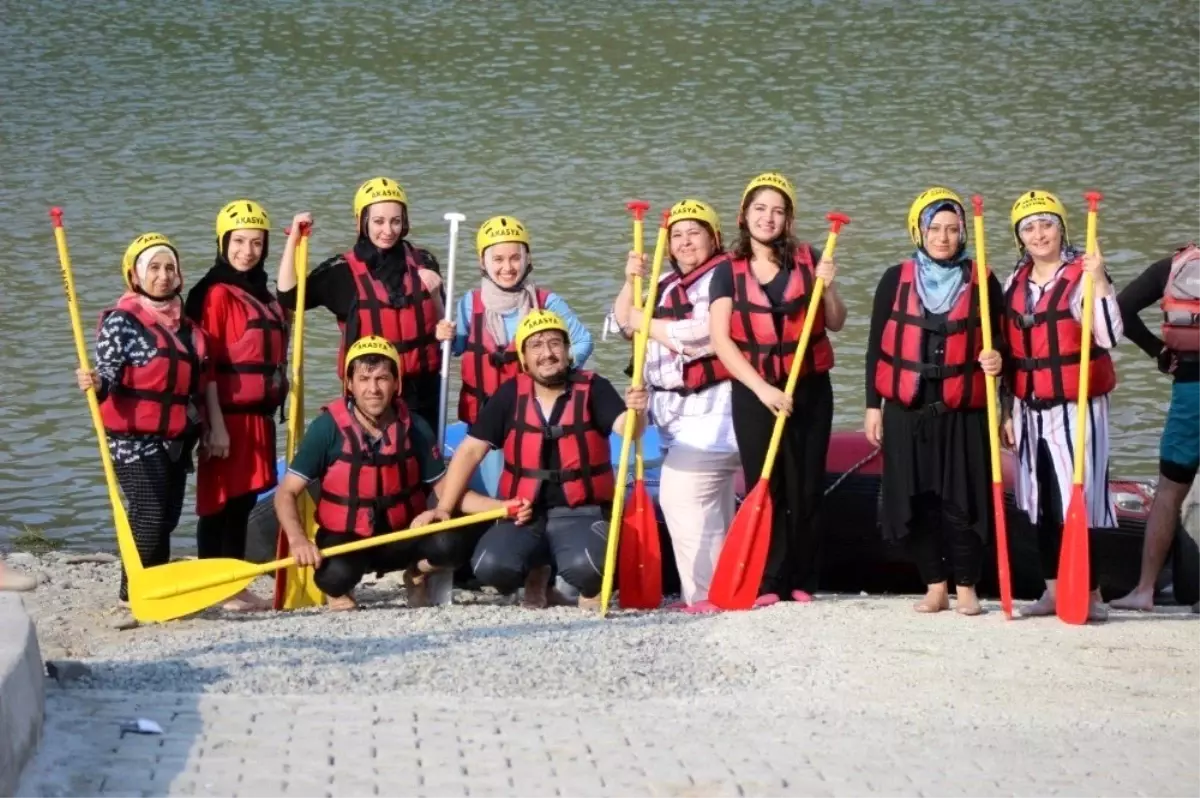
[991,483,1013,620]
[272,525,290,610]
[618,482,663,609]
[1056,486,1091,625]
[709,481,773,610]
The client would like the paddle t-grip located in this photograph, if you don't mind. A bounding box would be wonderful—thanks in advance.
[50,207,64,227]
[825,211,850,233]
[659,209,671,227]
[626,200,650,221]
[971,195,984,216]
[1084,191,1103,212]
[283,222,313,236]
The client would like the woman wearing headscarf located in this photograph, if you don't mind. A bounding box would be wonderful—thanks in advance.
[76,234,208,625]
[864,188,1003,615]
[276,177,445,430]
[434,214,592,492]
[1000,190,1122,622]
[610,199,738,612]
[709,172,845,606]
[184,200,288,612]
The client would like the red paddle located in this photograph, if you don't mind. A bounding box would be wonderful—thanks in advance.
[970,196,1013,619]
[709,212,851,610]
[1057,191,1104,625]
[618,200,664,609]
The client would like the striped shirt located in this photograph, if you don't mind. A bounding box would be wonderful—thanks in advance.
[1004,265,1123,528]
[608,269,738,454]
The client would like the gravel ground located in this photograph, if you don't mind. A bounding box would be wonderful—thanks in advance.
[7,551,1199,712]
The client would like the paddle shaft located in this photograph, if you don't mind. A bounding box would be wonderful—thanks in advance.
[1073,200,1101,484]
[437,213,466,450]
[757,216,849,484]
[628,201,649,482]
[599,209,668,615]
[970,196,1013,618]
[284,223,311,464]
[51,209,144,576]
[145,506,512,600]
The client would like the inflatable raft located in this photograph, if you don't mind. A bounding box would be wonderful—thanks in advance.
[246,424,1199,605]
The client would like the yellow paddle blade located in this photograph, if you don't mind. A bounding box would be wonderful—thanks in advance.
[277,225,325,610]
[133,506,512,622]
[599,209,670,616]
[51,208,144,577]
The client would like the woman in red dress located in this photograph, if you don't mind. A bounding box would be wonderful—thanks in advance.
[185,199,289,611]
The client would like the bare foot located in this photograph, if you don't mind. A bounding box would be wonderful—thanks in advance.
[521,566,551,609]
[404,567,432,608]
[955,586,983,616]
[327,593,357,612]
[0,565,37,592]
[1110,586,1155,612]
[1088,589,1109,623]
[577,594,602,612]
[914,585,950,613]
[221,589,271,613]
[1020,590,1056,617]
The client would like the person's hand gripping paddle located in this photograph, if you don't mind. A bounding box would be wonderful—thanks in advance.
[598,209,670,616]
[617,200,663,610]
[970,196,1013,619]
[1057,191,1104,626]
[709,212,850,611]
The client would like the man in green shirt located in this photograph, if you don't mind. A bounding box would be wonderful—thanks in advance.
[274,336,530,611]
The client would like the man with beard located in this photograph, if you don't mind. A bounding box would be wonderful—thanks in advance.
[431,310,649,610]
[275,336,528,611]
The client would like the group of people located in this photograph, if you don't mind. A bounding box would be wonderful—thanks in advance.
[4,171,1192,626]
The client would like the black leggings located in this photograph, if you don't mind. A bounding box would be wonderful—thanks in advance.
[313,524,476,598]
[113,449,189,602]
[730,373,833,597]
[905,494,983,587]
[196,492,259,561]
[471,506,608,599]
[1035,440,1099,590]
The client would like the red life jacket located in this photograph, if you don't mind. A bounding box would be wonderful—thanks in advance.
[649,254,733,395]
[873,259,987,410]
[213,285,289,415]
[1004,257,1118,403]
[314,398,427,537]
[1162,244,1200,353]
[457,287,551,424]
[499,371,615,507]
[337,245,441,380]
[97,296,204,439]
[727,244,834,386]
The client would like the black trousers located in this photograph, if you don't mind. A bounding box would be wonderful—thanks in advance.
[113,449,189,602]
[471,506,608,599]
[1034,439,1099,591]
[730,373,833,597]
[196,492,259,561]
[905,493,984,587]
[312,523,476,598]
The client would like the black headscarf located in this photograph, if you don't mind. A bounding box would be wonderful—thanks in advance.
[352,232,417,306]
[184,233,273,321]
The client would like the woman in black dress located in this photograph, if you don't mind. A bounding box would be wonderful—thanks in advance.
[864,188,1003,615]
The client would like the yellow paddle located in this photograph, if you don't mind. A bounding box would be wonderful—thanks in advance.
[50,208,145,588]
[598,209,671,616]
[136,505,515,622]
[274,221,325,610]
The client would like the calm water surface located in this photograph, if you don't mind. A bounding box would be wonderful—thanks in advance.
[1,0,1196,548]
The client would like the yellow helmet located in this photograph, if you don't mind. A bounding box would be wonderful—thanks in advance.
[353,177,408,224]
[907,187,965,246]
[343,335,402,377]
[215,199,270,252]
[1010,190,1070,248]
[740,172,797,214]
[121,232,177,289]
[514,309,570,370]
[476,215,531,257]
[667,199,722,247]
